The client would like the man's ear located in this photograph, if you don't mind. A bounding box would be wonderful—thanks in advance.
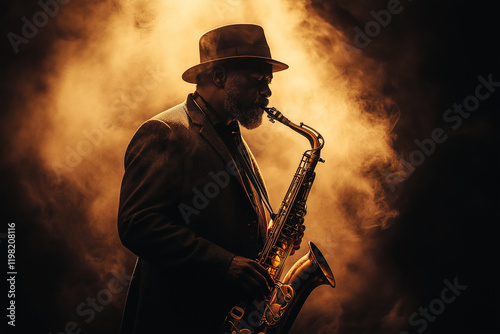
[212,64,227,88]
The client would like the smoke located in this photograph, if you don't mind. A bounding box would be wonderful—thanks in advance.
[2,0,498,333]
[243,3,406,332]
[2,0,404,332]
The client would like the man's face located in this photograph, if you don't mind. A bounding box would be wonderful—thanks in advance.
[224,62,273,129]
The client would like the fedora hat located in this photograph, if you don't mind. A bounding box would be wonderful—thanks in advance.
[182,24,289,83]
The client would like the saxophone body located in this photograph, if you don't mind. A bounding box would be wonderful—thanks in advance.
[220,108,336,334]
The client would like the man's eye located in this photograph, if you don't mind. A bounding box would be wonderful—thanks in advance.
[250,75,272,85]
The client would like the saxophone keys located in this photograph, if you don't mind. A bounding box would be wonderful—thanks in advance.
[264,303,282,325]
[277,284,295,304]
[229,306,245,320]
[233,329,252,334]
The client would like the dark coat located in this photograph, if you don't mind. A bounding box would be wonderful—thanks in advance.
[117,94,267,333]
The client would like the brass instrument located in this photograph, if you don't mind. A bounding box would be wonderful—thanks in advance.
[220,107,336,334]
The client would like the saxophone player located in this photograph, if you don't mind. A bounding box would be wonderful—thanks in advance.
[117,24,304,334]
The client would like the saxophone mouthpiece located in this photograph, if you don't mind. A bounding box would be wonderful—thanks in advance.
[265,107,290,125]
[264,107,276,123]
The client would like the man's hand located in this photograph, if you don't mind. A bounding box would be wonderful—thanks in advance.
[290,225,306,255]
[224,256,274,300]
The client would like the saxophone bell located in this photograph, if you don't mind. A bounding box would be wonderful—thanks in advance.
[266,241,335,334]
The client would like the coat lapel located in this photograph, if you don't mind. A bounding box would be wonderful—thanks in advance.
[184,94,256,208]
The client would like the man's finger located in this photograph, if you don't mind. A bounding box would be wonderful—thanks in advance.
[245,275,267,299]
[251,262,274,291]
[247,262,273,290]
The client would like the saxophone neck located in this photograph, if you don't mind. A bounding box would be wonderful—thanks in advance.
[265,107,324,153]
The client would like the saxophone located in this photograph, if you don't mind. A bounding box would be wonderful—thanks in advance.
[220,107,336,334]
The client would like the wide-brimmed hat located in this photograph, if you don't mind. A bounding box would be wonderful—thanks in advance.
[182,24,289,84]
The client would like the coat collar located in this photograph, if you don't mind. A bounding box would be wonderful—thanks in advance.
[184,92,207,126]
[184,93,256,207]
[185,93,234,165]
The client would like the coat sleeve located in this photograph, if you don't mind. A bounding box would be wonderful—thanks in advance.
[117,119,235,282]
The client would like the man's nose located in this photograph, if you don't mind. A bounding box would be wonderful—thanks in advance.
[260,84,272,98]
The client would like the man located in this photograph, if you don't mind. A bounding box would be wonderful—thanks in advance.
[117,24,302,333]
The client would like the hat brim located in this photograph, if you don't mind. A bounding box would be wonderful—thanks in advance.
[182,56,289,84]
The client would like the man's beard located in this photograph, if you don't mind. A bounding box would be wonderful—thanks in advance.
[224,78,267,130]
